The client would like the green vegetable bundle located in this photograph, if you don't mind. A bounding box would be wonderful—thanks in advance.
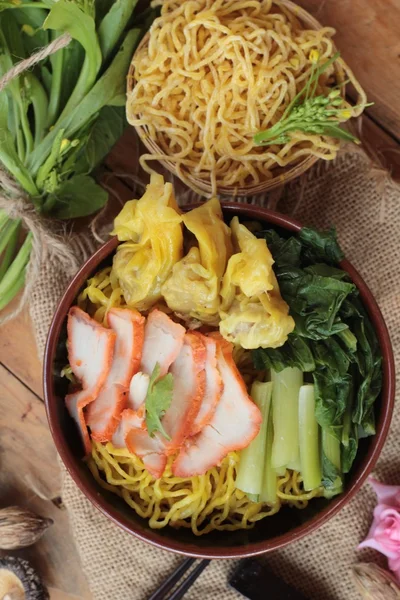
[253,226,382,489]
[0,0,154,315]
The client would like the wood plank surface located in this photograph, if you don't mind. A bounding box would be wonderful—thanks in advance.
[0,306,42,398]
[299,0,400,141]
[0,364,91,599]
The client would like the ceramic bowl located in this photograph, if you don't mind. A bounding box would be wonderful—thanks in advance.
[43,204,395,558]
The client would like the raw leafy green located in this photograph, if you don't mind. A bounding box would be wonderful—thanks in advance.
[74,106,127,175]
[48,174,108,219]
[43,0,102,119]
[145,363,174,440]
[254,226,382,476]
[98,0,138,62]
[0,0,154,311]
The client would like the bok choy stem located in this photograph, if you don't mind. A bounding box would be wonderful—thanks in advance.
[236,381,273,499]
[260,401,278,505]
[271,367,303,469]
[298,384,322,491]
[275,466,286,477]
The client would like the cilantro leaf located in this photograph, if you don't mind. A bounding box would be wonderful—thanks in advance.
[145,363,173,440]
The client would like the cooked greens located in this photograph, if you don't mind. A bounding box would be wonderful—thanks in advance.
[253,226,382,489]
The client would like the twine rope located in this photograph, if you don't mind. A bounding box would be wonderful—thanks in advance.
[0,33,72,92]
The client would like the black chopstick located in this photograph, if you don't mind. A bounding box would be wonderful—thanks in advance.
[147,558,210,600]
[167,559,210,600]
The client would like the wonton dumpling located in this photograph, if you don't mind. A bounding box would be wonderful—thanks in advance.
[162,198,232,324]
[112,174,183,311]
[219,217,294,349]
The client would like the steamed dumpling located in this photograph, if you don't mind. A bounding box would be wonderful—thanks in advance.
[219,217,294,349]
[112,174,183,311]
[162,198,232,324]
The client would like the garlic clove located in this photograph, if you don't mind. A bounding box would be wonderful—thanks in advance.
[0,507,53,551]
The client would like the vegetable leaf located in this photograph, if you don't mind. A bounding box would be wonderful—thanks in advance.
[253,334,315,373]
[322,453,341,489]
[276,264,356,340]
[257,229,302,268]
[299,227,344,264]
[46,174,108,219]
[58,40,85,114]
[145,363,174,440]
[342,425,358,474]
[98,0,138,62]
[28,27,141,175]
[74,106,127,175]
[253,225,382,467]
[43,2,101,75]
[43,0,102,119]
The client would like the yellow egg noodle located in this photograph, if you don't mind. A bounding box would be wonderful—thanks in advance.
[127,0,367,194]
[80,270,323,536]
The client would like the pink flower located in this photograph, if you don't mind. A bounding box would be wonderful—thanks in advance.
[358,477,400,582]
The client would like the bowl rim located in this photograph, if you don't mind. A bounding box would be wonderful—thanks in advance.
[43,203,396,559]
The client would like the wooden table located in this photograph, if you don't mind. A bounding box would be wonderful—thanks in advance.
[1,2,400,598]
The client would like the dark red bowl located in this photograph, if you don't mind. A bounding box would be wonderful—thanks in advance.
[43,204,395,558]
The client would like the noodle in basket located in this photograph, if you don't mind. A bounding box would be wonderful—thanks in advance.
[127,0,367,195]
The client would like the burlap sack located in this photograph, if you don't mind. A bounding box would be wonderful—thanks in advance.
[31,146,400,600]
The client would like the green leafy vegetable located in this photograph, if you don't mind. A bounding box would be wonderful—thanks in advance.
[253,334,315,373]
[299,227,344,265]
[0,0,153,312]
[74,106,127,175]
[321,428,343,496]
[145,363,174,440]
[98,0,138,62]
[43,0,102,120]
[47,174,108,219]
[253,225,382,475]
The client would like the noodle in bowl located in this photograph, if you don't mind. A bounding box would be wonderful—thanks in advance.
[80,267,322,537]
[127,0,367,196]
[44,203,394,557]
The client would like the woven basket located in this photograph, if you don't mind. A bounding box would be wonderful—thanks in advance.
[127,0,349,197]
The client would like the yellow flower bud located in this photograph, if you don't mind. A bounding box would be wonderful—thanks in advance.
[22,24,35,36]
[60,139,70,152]
[340,110,352,119]
[289,57,300,68]
[309,49,320,64]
